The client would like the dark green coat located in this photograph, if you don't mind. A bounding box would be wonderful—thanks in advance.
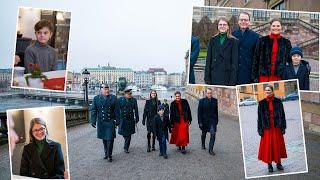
[118,97,139,136]
[91,94,119,140]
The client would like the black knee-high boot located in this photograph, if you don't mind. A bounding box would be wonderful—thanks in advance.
[201,131,206,149]
[152,133,156,151]
[147,133,151,152]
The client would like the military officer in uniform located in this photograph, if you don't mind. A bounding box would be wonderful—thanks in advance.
[91,84,119,162]
[118,88,139,153]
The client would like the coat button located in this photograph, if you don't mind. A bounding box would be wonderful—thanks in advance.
[32,172,35,176]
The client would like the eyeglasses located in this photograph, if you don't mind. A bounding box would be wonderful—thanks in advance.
[32,127,46,133]
[239,19,249,22]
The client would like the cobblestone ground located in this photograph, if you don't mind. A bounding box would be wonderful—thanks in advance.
[1,100,319,179]
[239,100,308,178]
[67,100,243,180]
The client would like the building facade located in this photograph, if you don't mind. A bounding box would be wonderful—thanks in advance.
[154,71,168,86]
[238,81,297,101]
[0,69,11,92]
[134,71,153,88]
[168,73,183,87]
[86,64,134,85]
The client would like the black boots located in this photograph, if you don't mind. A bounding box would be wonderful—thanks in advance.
[152,134,156,151]
[181,146,186,154]
[276,163,284,171]
[147,133,156,152]
[268,164,273,172]
[201,133,206,150]
[268,163,284,172]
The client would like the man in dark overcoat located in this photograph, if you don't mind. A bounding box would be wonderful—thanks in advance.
[189,35,200,84]
[232,12,259,84]
[91,84,119,162]
[118,88,139,153]
[197,88,219,156]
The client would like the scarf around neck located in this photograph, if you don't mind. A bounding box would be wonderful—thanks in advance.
[268,33,281,75]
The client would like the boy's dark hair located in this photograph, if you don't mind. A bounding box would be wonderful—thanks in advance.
[34,19,54,32]
[174,91,181,96]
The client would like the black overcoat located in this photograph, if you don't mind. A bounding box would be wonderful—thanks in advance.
[205,35,239,85]
[197,97,219,132]
[20,140,65,179]
[143,99,161,132]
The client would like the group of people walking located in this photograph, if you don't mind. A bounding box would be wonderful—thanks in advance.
[90,85,219,162]
[190,12,310,90]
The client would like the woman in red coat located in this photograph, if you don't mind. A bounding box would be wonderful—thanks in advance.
[252,19,292,83]
[257,85,287,172]
[169,91,192,154]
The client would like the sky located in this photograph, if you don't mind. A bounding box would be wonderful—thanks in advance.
[0,0,203,73]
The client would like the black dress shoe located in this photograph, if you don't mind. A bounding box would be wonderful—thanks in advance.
[159,153,163,156]
[152,146,156,151]
[124,149,129,153]
[268,164,273,173]
[177,147,182,151]
[108,157,113,162]
[209,151,215,156]
[147,146,151,152]
[202,145,206,150]
[276,163,284,171]
[163,154,168,159]
[104,155,108,159]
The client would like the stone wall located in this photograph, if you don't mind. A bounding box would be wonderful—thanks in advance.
[301,91,320,134]
[186,85,238,116]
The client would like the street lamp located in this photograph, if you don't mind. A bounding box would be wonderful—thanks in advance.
[82,69,90,106]
[114,81,118,96]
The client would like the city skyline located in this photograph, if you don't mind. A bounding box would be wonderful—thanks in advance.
[0,0,203,73]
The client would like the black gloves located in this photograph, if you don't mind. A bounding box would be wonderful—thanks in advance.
[92,123,96,128]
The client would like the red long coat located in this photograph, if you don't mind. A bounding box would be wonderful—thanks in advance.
[170,100,189,146]
[258,96,287,163]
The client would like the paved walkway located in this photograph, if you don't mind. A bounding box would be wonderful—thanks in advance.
[0,100,319,179]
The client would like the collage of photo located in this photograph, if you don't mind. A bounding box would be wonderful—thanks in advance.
[0,0,320,180]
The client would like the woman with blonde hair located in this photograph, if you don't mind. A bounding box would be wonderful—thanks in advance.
[204,17,239,86]
[20,118,65,179]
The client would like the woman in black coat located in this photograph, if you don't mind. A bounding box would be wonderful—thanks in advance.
[205,17,239,86]
[252,19,292,83]
[20,118,65,179]
[257,85,287,173]
[142,90,161,152]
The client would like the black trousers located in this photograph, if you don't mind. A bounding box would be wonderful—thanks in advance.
[202,130,216,152]
[124,135,132,150]
[103,139,114,157]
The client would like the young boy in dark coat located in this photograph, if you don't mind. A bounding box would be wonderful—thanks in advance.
[283,47,310,90]
[153,105,171,159]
